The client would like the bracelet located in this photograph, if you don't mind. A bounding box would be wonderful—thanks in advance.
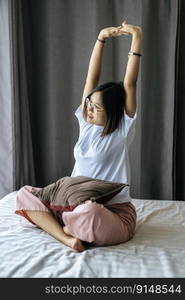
[128,51,142,56]
[97,38,106,43]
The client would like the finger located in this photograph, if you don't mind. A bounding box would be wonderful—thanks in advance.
[118,28,129,34]
[122,23,127,29]
[116,31,129,37]
[121,32,130,36]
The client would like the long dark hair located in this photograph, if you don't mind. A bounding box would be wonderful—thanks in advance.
[83,81,126,136]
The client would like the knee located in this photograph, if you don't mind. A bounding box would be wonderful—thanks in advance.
[17,185,31,197]
[62,201,105,243]
[81,201,106,226]
[83,200,104,215]
[17,186,26,196]
[88,200,103,209]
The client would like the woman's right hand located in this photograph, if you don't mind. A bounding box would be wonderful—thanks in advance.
[98,25,129,41]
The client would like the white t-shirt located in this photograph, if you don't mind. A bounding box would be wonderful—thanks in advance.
[71,105,137,205]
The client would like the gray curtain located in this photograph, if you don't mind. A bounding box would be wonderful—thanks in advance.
[173,0,185,200]
[0,0,183,201]
[9,0,36,191]
[0,0,13,198]
[140,0,178,200]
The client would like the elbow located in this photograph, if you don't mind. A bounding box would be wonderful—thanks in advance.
[124,81,137,89]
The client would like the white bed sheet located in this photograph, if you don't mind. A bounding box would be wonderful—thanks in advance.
[0,191,185,278]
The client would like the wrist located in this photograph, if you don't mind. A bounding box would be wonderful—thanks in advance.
[97,37,107,44]
[98,32,108,42]
[98,36,106,42]
[131,27,142,37]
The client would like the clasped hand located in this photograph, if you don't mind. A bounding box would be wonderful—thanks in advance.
[99,20,142,41]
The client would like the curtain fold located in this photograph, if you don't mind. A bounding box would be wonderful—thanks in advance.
[0,0,13,198]
[173,0,185,200]
[140,0,178,200]
[0,0,184,201]
[9,0,36,189]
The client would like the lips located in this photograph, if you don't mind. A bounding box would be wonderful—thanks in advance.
[88,115,93,118]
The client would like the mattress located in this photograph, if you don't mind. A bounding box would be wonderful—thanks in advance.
[0,191,185,278]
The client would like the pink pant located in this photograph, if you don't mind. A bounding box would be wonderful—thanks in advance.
[15,185,136,247]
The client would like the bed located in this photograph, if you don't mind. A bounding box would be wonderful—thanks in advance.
[0,190,185,278]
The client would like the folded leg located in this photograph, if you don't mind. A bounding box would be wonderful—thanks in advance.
[62,200,136,246]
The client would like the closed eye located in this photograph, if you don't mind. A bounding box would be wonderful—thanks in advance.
[92,102,103,110]
[90,98,103,109]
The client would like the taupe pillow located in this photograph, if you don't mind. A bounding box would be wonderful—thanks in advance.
[31,175,129,211]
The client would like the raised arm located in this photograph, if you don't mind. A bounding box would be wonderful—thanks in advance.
[124,26,142,86]
[85,39,105,85]
[81,26,127,108]
[121,22,142,117]
[81,39,105,108]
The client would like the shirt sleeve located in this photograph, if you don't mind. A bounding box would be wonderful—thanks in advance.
[74,105,88,133]
[74,105,84,123]
[124,109,137,136]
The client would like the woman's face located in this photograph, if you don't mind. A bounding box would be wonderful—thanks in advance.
[86,92,106,126]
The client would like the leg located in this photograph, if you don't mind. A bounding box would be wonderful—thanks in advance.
[62,200,134,246]
[15,185,86,252]
[25,210,86,252]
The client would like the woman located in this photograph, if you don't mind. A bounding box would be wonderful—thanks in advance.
[15,20,142,252]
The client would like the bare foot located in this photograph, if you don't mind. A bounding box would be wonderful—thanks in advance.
[63,236,86,252]
[63,225,73,236]
[63,226,86,252]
